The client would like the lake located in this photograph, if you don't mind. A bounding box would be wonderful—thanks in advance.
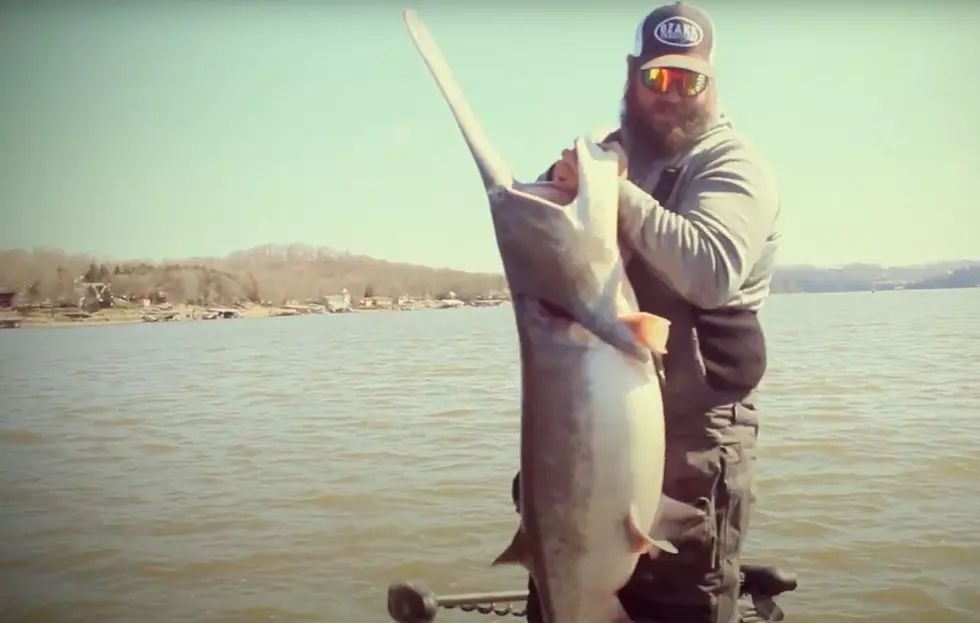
[1,288,978,623]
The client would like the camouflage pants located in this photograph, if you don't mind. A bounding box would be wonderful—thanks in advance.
[521,400,759,623]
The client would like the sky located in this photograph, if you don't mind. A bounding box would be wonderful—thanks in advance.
[1,0,978,273]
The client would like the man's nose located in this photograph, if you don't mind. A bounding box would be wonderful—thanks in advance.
[661,88,682,104]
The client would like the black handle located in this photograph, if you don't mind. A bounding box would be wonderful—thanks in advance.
[388,582,529,623]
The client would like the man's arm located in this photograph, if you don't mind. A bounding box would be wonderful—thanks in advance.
[617,147,779,309]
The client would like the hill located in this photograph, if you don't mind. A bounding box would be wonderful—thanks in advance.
[0,245,507,306]
[0,246,976,307]
[771,260,980,293]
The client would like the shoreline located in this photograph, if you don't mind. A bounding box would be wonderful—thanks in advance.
[0,300,509,330]
[2,286,976,331]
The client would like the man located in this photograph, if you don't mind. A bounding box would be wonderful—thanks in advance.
[516,3,781,623]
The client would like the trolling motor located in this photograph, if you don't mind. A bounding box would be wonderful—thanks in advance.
[387,564,797,623]
[387,473,799,623]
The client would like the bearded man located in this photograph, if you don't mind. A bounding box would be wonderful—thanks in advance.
[514,3,782,623]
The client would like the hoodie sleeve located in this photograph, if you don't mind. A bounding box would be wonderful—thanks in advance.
[617,147,779,309]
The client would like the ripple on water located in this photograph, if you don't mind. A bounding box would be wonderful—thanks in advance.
[1,292,979,623]
[0,429,42,444]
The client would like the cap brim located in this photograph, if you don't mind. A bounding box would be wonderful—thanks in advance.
[640,54,715,78]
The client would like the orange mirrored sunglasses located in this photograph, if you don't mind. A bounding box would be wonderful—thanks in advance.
[640,67,708,97]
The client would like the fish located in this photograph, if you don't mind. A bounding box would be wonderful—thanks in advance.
[402,9,706,623]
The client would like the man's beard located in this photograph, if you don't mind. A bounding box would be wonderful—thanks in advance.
[619,78,712,159]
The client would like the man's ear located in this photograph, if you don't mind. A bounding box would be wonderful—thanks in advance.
[626,55,639,72]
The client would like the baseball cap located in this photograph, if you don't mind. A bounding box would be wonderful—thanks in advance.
[632,2,716,78]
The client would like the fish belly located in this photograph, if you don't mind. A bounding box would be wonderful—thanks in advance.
[525,340,665,623]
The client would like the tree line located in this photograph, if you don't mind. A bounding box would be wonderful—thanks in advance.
[2,246,973,308]
[0,246,508,306]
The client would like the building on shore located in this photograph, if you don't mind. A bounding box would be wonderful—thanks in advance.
[324,288,352,312]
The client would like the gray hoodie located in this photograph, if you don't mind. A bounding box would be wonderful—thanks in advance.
[544,115,781,405]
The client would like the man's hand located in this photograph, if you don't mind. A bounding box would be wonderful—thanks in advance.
[551,147,580,201]
[550,140,629,202]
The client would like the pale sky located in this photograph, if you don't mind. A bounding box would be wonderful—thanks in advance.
[1,1,978,273]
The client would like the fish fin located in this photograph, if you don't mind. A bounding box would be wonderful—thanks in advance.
[492,527,530,567]
[624,505,657,554]
[648,539,678,556]
[580,313,650,363]
[752,597,785,621]
[647,494,708,557]
[619,312,670,355]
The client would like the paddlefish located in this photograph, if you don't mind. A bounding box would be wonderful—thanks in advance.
[402,10,705,623]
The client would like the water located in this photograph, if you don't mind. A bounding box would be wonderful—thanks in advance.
[1,289,978,623]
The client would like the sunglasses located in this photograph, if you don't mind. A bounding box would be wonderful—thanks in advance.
[640,67,709,97]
